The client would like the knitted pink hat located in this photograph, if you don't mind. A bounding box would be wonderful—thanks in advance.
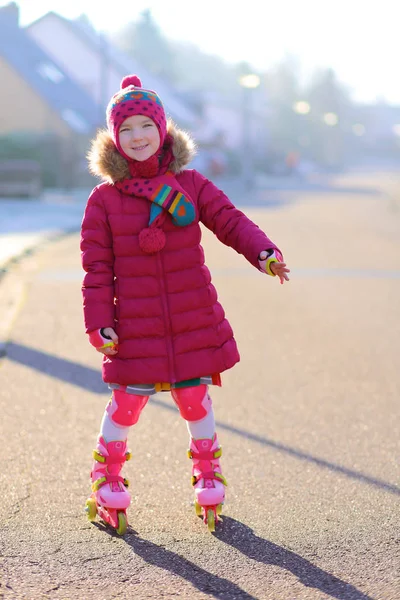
[106,75,167,158]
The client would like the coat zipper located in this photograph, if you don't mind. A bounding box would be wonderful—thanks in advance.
[156,252,176,383]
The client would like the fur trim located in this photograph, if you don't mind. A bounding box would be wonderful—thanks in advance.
[87,119,196,183]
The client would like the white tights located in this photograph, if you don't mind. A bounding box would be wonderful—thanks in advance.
[99,401,216,443]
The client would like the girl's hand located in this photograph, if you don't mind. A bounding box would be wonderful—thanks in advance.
[89,327,119,355]
[97,327,119,355]
[258,250,290,284]
[270,261,290,284]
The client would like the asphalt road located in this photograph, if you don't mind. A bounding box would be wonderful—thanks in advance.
[0,172,399,599]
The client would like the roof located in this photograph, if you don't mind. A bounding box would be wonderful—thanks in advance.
[0,6,99,134]
[27,11,198,127]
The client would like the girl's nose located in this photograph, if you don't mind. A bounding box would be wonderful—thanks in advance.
[132,129,143,140]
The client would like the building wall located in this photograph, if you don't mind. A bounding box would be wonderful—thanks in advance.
[0,58,71,137]
[28,15,119,118]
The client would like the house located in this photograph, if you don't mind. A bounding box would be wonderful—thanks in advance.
[0,3,98,138]
[26,11,199,131]
[0,3,100,186]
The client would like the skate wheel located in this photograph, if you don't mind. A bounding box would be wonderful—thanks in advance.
[216,503,223,516]
[116,511,127,536]
[206,508,215,532]
[194,501,202,517]
[85,498,97,521]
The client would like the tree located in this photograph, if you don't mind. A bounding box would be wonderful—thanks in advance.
[170,41,242,99]
[304,68,354,167]
[306,67,352,118]
[263,55,302,156]
[112,10,177,82]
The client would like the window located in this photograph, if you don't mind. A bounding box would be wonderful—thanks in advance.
[36,62,65,84]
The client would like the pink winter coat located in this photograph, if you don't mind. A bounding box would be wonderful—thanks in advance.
[81,124,280,385]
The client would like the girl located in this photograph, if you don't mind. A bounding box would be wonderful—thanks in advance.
[81,75,289,535]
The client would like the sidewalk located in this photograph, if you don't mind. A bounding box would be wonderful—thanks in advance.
[0,188,89,270]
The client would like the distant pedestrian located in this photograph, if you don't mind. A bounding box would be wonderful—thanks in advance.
[285,150,300,175]
[80,75,290,534]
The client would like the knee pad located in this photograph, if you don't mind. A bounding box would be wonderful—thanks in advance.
[107,390,149,426]
[171,385,212,421]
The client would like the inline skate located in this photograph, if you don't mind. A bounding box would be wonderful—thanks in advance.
[85,436,131,535]
[187,433,227,532]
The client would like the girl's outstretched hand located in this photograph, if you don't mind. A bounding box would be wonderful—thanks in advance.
[258,250,290,284]
[270,261,290,284]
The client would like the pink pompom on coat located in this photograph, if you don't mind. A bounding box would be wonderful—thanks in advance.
[81,122,280,385]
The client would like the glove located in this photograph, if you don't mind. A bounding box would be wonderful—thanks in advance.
[258,249,284,276]
[88,328,118,351]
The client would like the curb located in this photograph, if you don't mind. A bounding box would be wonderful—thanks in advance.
[0,227,79,279]
[0,269,25,358]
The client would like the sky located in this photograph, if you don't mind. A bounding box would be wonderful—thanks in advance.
[9,0,400,104]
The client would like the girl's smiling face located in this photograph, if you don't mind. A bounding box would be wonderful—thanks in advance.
[118,115,161,161]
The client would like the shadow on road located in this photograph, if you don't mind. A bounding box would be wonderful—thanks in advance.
[93,516,374,600]
[6,340,106,393]
[125,534,255,599]
[93,520,257,600]
[215,517,376,600]
[5,341,400,498]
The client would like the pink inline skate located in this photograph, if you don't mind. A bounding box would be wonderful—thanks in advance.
[85,436,131,535]
[187,433,227,532]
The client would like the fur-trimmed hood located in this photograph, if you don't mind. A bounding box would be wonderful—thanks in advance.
[87,119,196,183]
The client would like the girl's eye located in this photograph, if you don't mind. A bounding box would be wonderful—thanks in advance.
[144,123,153,128]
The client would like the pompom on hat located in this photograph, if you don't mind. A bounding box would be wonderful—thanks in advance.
[106,75,167,159]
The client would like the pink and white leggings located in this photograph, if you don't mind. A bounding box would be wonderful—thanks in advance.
[99,385,216,442]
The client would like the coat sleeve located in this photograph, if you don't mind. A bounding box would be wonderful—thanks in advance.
[193,170,281,269]
[80,187,115,333]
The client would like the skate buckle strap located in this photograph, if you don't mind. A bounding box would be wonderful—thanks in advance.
[187,447,222,461]
[91,474,129,492]
[191,471,227,487]
[92,450,131,464]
